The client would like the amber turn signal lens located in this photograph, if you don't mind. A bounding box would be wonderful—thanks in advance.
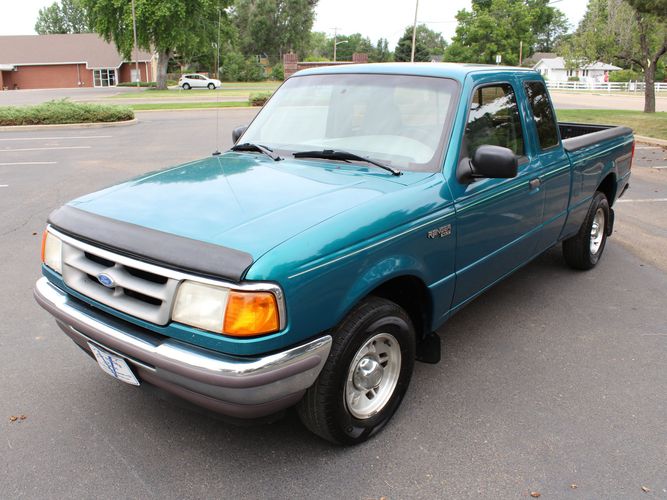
[223,291,280,337]
[41,230,48,262]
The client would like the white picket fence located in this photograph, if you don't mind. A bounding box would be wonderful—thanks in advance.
[546,81,667,92]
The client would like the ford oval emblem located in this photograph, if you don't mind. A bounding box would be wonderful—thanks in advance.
[97,273,115,288]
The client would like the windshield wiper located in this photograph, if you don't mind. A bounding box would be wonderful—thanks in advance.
[230,142,283,161]
[293,149,401,176]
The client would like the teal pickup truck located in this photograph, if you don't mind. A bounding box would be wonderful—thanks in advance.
[35,63,633,444]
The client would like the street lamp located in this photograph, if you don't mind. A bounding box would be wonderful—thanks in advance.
[334,40,348,62]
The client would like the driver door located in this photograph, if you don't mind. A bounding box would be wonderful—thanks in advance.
[450,82,544,308]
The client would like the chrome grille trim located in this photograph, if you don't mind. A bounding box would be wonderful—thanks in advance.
[48,226,287,329]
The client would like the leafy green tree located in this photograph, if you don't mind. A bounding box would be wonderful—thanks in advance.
[370,38,392,62]
[563,0,666,112]
[233,0,318,63]
[35,0,90,34]
[394,25,447,62]
[83,0,229,89]
[446,0,568,64]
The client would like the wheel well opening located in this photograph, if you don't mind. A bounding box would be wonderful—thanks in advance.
[370,276,433,341]
[597,174,617,205]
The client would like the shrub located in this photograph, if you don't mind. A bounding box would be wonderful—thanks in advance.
[116,81,156,87]
[0,99,134,126]
[248,92,273,106]
[567,76,580,82]
[270,63,284,81]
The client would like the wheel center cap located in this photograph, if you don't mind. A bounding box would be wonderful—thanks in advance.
[353,357,383,391]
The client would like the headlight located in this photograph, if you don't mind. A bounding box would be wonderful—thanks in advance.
[172,281,281,337]
[41,230,63,274]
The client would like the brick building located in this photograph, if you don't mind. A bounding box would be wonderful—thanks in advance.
[0,34,154,90]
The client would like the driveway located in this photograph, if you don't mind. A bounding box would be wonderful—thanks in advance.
[1,109,666,498]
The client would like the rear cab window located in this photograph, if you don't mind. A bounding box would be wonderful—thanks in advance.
[523,81,560,150]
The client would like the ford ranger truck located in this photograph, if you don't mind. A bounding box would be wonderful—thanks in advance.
[35,63,633,445]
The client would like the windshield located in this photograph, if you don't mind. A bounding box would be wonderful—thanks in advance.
[240,73,458,172]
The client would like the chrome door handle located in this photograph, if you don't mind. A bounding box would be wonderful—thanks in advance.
[529,178,541,189]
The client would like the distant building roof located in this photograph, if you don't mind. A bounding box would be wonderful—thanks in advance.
[533,57,621,71]
[522,52,557,66]
[0,33,152,68]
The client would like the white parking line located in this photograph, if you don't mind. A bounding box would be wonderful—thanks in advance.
[0,161,57,166]
[651,166,667,169]
[0,146,91,152]
[617,198,667,203]
[0,184,7,188]
[0,135,112,141]
[636,146,663,150]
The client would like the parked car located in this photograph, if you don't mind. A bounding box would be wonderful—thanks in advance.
[178,73,221,90]
[35,63,633,445]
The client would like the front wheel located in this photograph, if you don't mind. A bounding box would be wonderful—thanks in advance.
[563,191,610,270]
[207,82,215,90]
[297,297,415,445]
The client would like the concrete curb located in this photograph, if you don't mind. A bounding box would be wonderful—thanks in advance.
[635,135,667,147]
[0,117,137,132]
[133,106,261,113]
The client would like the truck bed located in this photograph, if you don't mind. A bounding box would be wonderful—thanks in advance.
[559,122,633,152]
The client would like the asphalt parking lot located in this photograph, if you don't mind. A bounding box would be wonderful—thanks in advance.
[1,109,666,499]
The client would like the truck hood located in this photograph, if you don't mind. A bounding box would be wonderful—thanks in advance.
[67,152,426,261]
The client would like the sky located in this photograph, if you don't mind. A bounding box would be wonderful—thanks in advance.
[0,0,588,47]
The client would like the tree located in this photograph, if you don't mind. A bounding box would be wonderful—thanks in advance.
[563,0,666,112]
[370,38,392,63]
[394,25,447,62]
[445,0,568,64]
[83,0,228,89]
[35,0,90,34]
[233,0,318,63]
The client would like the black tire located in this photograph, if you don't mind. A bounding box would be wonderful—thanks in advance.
[207,82,215,90]
[563,191,610,270]
[297,297,415,445]
[182,83,191,90]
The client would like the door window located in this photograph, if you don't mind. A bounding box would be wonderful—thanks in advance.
[463,84,524,158]
[523,81,560,150]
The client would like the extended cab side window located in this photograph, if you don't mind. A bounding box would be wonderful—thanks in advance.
[524,81,559,149]
[464,84,524,158]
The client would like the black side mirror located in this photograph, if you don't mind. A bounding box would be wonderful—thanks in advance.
[457,145,518,182]
[232,125,247,144]
[471,145,518,179]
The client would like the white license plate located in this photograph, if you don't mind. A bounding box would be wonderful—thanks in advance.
[88,343,140,386]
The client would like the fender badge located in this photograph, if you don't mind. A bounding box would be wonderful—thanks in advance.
[428,224,451,239]
[97,273,115,288]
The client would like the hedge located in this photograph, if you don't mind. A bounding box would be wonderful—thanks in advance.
[0,99,134,126]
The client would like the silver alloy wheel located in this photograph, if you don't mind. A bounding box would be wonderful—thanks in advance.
[344,332,401,419]
[590,207,605,255]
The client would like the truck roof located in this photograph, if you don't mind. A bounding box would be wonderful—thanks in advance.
[293,62,537,82]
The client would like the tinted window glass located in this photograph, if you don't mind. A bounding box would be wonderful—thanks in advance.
[524,81,559,149]
[464,84,524,157]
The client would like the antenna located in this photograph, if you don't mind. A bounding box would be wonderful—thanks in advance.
[213,6,222,156]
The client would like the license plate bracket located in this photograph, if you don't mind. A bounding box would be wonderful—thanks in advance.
[88,343,140,386]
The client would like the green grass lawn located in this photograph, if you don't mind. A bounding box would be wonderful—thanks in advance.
[557,109,667,140]
[128,101,251,111]
[111,81,280,99]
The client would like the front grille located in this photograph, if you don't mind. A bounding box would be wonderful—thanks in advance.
[62,241,179,325]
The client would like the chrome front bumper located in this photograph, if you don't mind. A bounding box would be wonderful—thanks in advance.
[34,277,332,418]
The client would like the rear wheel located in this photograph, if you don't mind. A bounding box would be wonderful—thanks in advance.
[182,83,191,90]
[563,191,610,270]
[297,297,415,445]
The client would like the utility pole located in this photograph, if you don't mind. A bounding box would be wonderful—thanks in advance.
[410,0,419,62]
[216,7,221,80]
[333,27,338,62]
[131,0,140,87]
